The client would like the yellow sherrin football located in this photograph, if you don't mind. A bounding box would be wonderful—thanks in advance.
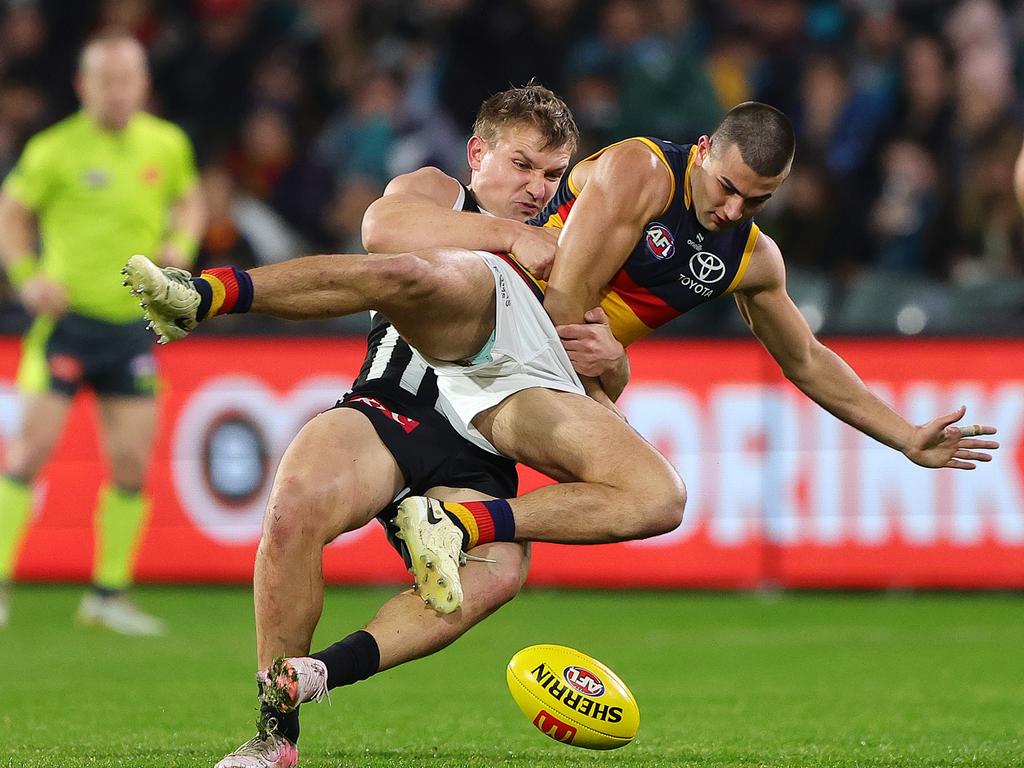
[506,644,640,750]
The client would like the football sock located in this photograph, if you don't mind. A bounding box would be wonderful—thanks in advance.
[192,266,254,320]
[259,691,300,744]
[0,475,32,581]
[439,499,515,550]
[311,629,381,690]
[93,484,149,591]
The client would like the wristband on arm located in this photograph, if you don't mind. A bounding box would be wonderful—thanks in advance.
[7,254,39,290]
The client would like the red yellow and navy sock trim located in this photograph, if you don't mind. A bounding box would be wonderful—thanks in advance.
[192,266,254,320]
[441,498,515,550]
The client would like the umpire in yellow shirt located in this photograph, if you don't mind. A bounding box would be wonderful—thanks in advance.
[0,32,205,634]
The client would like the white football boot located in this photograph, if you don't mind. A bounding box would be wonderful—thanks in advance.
[213,728,298,768]
[258,657,329,713]
[76,592,167,636]
[121,254,201,343]
[392,496,493,614]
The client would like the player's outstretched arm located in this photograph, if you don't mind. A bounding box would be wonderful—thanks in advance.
[733,235,999,469]
[902,405,998,470]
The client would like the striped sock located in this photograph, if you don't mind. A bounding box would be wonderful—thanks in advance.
[440,499,515,550]
[192,266,254,320]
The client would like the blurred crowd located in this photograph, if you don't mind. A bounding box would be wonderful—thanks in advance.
[1,0,1023,333]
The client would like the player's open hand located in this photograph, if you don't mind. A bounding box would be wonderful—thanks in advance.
[557,306,626,378]
[904,405,999,469]
[509,225,559,281]
[19,274,67,317]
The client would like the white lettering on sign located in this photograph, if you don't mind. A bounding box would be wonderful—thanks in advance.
[620,380,1024,548]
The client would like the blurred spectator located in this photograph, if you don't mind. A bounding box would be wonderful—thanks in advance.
[615,0,721,139]
[705,23,759,111]
[156,0,267,156]
[441,0,586,128]
[290,0,371,126]
[196,164,259,272]
[748,0,809,118]
[873,33,957,277]
[0,0,1019,329]
[869,139,942,273]
[568,72,619,157]
[945,0,1023,281]
[760,161,838,275]
[230,105,334,246]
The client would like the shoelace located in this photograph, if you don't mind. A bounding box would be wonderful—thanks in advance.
[232,732,287,759]
[295,661,330,706]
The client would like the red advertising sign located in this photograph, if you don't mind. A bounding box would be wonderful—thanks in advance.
[4,337,1022,588]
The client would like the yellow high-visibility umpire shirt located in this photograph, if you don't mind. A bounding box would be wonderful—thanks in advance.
[2,110,198,323]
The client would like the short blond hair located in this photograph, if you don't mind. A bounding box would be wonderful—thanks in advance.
[472,83,579,155]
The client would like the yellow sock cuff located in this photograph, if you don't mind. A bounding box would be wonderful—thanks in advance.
[94,485,149,590]
[442,502,480,549]
[0,476,33,581]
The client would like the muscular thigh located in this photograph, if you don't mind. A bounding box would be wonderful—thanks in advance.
[270,407,405,539]
[384,248,497,363]
[347,386,519,564]
[473,387,670,484]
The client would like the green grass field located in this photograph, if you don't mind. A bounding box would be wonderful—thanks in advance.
[2,585,1022,767]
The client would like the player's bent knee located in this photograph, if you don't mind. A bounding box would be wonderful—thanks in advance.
[630,466,686,539]
[374,251,446,304]
[648,475,686,537]
[261,472,337,550]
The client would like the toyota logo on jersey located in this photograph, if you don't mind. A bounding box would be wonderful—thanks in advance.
[645,223,675,260]
[689,251,726,283]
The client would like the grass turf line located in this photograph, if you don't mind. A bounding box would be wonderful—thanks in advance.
[1,586,1022,767]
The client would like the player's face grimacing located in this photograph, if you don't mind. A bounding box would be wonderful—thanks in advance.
[467,123,572,222]
[691,136,788,231]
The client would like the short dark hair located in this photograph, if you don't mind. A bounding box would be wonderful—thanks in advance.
[473,83,579,155]
[710,102,795,177]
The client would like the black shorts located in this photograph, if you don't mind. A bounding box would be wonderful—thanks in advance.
[336,382,518,564]
[25,313,157,397]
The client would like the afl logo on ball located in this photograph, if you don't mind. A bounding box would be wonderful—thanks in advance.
[645,223,675,260]
[563,666,606,697]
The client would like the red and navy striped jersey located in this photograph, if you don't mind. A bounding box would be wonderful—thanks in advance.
[349,183,482,405]
[531,138,760,345]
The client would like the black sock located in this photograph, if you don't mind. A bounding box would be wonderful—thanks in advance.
[310,630,381,690]
[259,694,300,744]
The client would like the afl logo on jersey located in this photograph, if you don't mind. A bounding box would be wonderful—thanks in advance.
[689,251,726,283]
[645,223,675,260]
